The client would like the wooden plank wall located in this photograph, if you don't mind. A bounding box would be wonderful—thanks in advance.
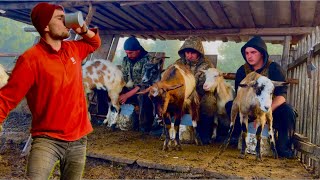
[287,26,320,174]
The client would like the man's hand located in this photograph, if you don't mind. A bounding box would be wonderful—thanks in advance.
[119,94,129,105]
[73,22,88,35]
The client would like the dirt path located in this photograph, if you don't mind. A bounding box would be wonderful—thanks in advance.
[0,123,314,179]
[87,126,313,179]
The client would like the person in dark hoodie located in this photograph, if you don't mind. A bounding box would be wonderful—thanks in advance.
[175,36,216,145]
[225,36,296,158]
[119,36,155,133]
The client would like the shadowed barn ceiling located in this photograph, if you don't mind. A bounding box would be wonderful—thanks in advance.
[1,0,319,44]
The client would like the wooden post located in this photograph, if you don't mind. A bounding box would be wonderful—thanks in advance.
[93,34,114,59]
[107,35,120,61]
[282,36,291,71]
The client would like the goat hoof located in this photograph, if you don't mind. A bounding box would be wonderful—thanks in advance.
[256,156,262,161]
[255,152,262,161]
[239,154,246,159]
[273,152,278,159]
[162,146,168,151]
[110,124,117,131]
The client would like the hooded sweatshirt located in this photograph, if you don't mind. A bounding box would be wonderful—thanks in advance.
[175,36,213,97]
[235,36,287,97]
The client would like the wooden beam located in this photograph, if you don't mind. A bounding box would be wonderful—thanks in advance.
[0,53,20,57]
[119,1,159,7]
[288,42,320,70]
[100,27,314,36]
[264,1,279,27]
[107,35,120,61]
[84,3,96,26]
[312,1,320,26]
[281,36,292,70]
[291,1,300,27]
[0,1,106,10]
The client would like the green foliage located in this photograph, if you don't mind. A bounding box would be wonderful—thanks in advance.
[217,41,283,73]
[0,17,36,69]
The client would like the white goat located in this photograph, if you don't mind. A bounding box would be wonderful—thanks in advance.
[227,72,288,161]
[82,59,127,127]
[201,68,234,140]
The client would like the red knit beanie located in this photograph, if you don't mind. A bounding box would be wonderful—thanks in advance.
[30,2,64,36]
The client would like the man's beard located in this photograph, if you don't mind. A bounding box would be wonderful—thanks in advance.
[50,31,70,40]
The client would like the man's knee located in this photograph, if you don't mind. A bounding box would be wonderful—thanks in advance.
[273,103,296,130]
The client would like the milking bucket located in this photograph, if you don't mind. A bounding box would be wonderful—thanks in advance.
[64,11,84,29]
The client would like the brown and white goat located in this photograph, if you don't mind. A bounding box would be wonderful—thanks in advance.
[226,72,288,161]
[201,68,234,140]
[82,59,126,127]
[138,62,201,150]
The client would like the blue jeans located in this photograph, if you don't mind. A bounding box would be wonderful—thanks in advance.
[27,136,87,180]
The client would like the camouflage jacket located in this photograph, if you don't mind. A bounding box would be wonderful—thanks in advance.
[122,51,152,89]
[175,37,214,97]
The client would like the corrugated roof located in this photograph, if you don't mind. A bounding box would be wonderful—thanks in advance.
[0,1,318,44]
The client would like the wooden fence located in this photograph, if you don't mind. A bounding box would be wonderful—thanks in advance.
[287,26,320,176]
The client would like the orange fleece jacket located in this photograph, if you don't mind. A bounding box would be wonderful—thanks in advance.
[0,32,101,141]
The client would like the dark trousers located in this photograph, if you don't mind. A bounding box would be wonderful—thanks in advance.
[96,89,109,115]
[225,101,296,153]
[197,93,216,144]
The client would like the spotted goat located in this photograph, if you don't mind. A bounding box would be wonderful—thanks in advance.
[225,72,288,161]
[82,59,127,127]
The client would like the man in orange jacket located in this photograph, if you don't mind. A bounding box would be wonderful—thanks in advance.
[0,2,101,179]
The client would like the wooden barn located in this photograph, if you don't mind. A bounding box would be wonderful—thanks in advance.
[1,0,320,178]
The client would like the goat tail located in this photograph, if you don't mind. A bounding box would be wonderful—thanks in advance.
[187,89,200,121]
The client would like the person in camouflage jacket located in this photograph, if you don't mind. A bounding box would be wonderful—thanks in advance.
[175,36,216,144]
[119,37,155,133]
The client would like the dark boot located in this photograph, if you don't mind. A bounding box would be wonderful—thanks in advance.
[276,129,294,159]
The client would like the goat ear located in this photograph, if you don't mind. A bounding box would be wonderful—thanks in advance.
[238,84,249,88]
[164,84,184,91]
[136,87,151,95]
[272,80,289,87]
[239,80,255,88]
[200,69,207,73]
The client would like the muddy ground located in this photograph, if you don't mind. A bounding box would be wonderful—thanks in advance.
[0,102,315,179]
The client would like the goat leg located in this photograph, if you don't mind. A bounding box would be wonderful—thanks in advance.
[191,120,202,146]
[163,124,170,151]
[266,112,278,159]
[174,125,182,151]
[255,125,263,161]
[211,116,218,140]
[239,122,248,159]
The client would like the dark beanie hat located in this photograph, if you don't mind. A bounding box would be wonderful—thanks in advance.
[31,2,64,36]
[124,37,142,51]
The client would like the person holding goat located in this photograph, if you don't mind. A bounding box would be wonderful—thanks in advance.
[225,36,297,159]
